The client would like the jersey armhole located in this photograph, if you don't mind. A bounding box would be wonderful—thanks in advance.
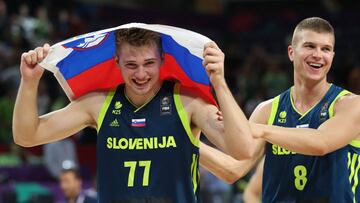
[267,95,280,125]
[328,90,351,118]
[97,89,116,133]
[173,83,199,148]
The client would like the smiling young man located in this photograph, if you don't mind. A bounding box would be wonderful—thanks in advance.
[12,28,254,202]
[200,17,360,203]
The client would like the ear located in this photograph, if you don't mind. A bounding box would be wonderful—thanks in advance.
[288,45,294,62]
[160,52,165,65]
[114,55,120,67]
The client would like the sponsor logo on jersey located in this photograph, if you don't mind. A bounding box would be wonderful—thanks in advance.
[160,96,172,115]
[320,102,329,121]
[110,119,120,127]
[112,101,122,115]
[278,111,287,123]
[296,123,309,128]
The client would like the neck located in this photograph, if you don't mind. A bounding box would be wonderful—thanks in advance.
[125,80,162,108]
[292,77,331,114]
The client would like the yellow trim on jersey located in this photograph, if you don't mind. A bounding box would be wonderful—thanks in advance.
[328,89,351,118]
[348,152,360,203]
[97,89,116,133]
[173,83,199,148]
[268,95,280,125]
[124,86,161,113]
[351,140,360,148]
[353,155,360,203]
[191,154,199,194]
[290,86,332,119]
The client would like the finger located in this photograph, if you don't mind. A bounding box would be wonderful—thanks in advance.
[35,47,44,62]
[204,47,224,59]
[217,116,223,121]
[22,52,32,65]
[204,41,219,50]
[204,55,221,65]
[43,43,50,57]
[205,63,218,72]
[28,50,37,65]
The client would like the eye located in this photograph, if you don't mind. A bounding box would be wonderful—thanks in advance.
[305,44,315,49]
[322,47,332,52]
[144,61,155,66]
[125,63,137,69]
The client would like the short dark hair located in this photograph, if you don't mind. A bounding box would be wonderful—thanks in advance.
[292,17,335,45]
[115,28,163,56]
[61,168,81,180]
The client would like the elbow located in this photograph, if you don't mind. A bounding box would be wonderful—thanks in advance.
[312,146,330,156]
[13,137,35,148]
[12,131,37,148]
[230,142,257,161]
[310,142,332,156]
[222,171,243,184]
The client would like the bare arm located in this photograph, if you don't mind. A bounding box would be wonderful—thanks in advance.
[199,99,271,182]
[243,157,264,203]
[198,41,254,159]
[254,95,360,155]
[12,44,104,147]
[199,141,264,184]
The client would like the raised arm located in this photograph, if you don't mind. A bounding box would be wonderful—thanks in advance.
[12,44,103,147]
[253,95,360,155]
[199,41,254,159]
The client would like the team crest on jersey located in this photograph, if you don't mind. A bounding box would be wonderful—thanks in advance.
[160,96,172,115]
[112,101,122,115]
[73,33,109,50]
[278,111,287,123]
[319,102,329,121]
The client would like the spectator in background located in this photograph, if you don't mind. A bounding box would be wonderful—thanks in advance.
[44,138,78,179]
[59,168,97,203]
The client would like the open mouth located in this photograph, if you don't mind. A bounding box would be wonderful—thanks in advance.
[307,62,323,69]
[132,79,150,87]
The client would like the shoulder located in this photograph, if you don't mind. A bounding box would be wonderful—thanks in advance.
[177,84,217,114]
[334,94,360,115]
[250,98,274,124]
[69,90,111,127]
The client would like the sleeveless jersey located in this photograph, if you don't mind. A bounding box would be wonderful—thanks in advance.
[348,141,360,203]
[96,81,200,203]
[263,84,352,203]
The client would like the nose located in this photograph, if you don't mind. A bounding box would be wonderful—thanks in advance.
[134,66,147,79]
[312,48,322,59]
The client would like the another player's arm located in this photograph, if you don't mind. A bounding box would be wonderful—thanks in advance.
[199,99,271,183]
[243,157,264,203]
[254,95,360,155]
[194,41,254,159]
[12,44,103,147]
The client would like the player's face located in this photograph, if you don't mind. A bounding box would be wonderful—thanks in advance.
[288,30,335,83]
[116,42,162,99]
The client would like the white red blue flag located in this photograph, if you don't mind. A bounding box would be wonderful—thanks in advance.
[39,23,216,105]
[131,118,146,127]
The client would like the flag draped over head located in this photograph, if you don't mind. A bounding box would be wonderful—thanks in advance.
[39,23,217,105]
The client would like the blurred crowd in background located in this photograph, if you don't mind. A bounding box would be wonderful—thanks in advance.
[0,0,360,202]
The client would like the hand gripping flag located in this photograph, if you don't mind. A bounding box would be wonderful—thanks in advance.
[39,23,216,105]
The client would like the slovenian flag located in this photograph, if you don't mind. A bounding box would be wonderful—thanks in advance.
[131,118,146,127]
[39,23,216,105]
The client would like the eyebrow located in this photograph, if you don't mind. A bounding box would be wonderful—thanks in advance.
[303,41,333,49]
